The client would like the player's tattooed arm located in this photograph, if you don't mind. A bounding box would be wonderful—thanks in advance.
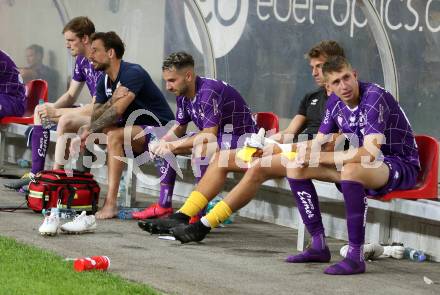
[91,86,129,122]
[91,101,112,122]
[89,86,134,133]
[89,105,118,133]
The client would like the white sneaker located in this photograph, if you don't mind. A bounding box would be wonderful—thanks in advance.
[39,213,60,236]
[340,243,384,260]
[60,211,97,234]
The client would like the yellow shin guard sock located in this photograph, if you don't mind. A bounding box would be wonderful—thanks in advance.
[205,200,232,228]
[179,191,209,217]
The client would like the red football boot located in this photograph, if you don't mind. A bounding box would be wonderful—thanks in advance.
[132,203,173,220]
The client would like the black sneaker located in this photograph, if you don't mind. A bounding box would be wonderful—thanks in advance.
[138,212,190,234]
[171,221,211,244]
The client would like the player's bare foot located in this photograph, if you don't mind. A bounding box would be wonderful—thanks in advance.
[95,205,118,219]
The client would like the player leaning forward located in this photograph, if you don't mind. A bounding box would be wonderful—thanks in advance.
[284,56,419,275]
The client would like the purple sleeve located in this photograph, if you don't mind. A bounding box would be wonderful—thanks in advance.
[363,89,390,136]
[175,97,191,125]
[200,90,221,129]
[72,57,85,82]
[318,95,339,134]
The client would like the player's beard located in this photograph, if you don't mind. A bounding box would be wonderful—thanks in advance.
[178,84,190,97]
[92,61,109,71]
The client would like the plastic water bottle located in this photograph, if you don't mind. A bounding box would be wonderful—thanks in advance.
[403,247,426,262]
[206,195,221,213]
[117,208,141,220]
[206,195,235,225]
[117,174,127,208]
[42,207,77,219]
[39,98,55,130]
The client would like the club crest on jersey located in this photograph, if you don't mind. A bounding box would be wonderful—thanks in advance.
[323,109,330,124]
[177,109,184,120]
[310,98,318,105]
[359,111,366,125]
[105,87,113,97]
[337,115,343,126]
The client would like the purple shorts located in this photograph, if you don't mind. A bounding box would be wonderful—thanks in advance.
[367,156,419,197]
[335,157,419,197]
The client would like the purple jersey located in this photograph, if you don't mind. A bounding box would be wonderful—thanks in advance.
[176,76,257,138]
[319,81,420,168]
[72,55,102,97]
[0,50,26,101]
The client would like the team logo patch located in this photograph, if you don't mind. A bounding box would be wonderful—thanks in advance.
[177,109,184,119]
[337,115,343,126]
[105,87,113,97]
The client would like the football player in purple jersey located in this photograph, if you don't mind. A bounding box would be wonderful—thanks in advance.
[133,51,257,221]
[283,56,419,275]
[139,42,346,240]
[5,16,102,190]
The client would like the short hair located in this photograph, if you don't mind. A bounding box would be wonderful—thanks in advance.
[91,31,125,59]
[62,16,95,38]
[322,56,352,78]
[306,40,345,60]
[162,52,194,71]
[27,44,44,58]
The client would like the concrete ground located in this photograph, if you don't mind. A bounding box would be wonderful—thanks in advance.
[0,165,439,295]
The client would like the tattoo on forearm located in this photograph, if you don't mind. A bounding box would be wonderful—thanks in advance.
[91,101,113,122]
[90,105,118,133]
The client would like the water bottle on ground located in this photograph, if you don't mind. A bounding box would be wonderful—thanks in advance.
[403,247,426,262]
[38,98,55,130]
[42,207,77,219]
[17,158,31,168]
[206,195,235,225]
[73,256,110,272]
[117,208,141,220]
[117,173,127,208]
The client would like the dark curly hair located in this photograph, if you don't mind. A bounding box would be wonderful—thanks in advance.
[162,51,194,71]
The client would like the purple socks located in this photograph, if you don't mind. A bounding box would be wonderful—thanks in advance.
[286,178,330,263]
[156,160,176,208]
[324,180,367,275]
[31,125,50,174]
[193,157,209,183]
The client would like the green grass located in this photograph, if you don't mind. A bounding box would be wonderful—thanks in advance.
[0,236,161,295]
